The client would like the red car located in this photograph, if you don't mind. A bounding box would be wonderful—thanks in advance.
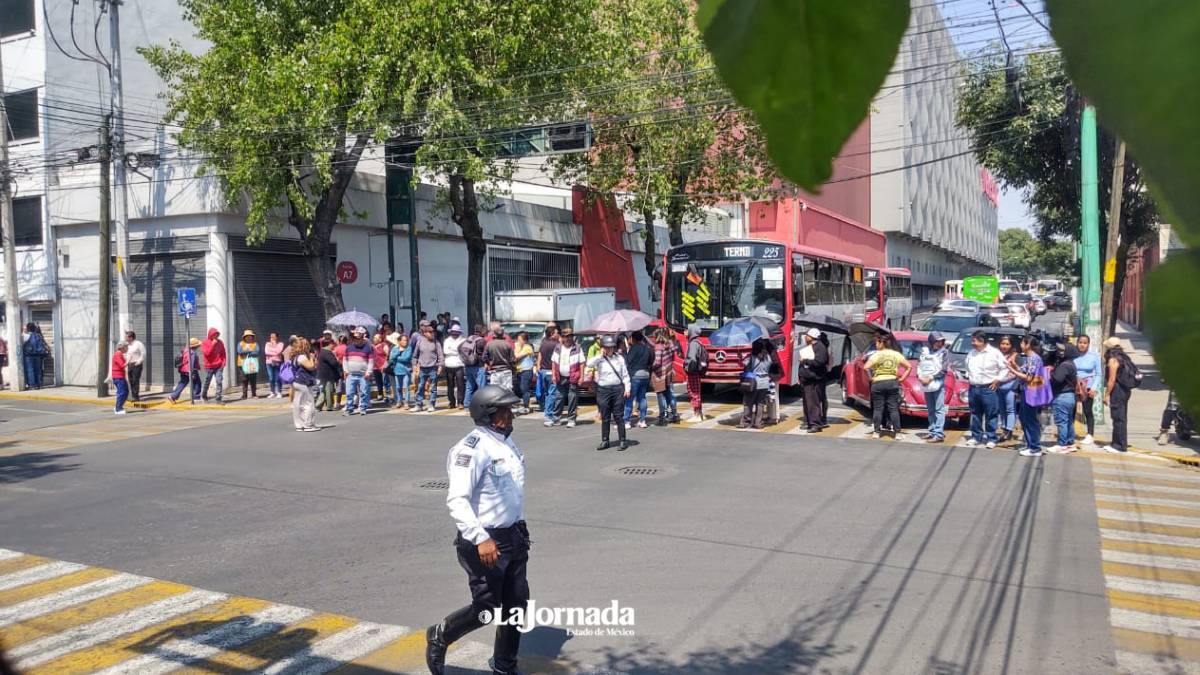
[840,327,971,421]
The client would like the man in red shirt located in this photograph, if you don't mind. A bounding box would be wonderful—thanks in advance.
[112,341,130,414]
[201,327,228,404]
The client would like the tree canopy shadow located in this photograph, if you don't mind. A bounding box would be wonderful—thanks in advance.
[0,451,81,484]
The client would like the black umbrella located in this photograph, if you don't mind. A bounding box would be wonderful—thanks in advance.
[848,321,888,354]
[793,313,848,334]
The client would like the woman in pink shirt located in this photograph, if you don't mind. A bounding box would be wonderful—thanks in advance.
[264,332,286,398]
[372,334,390,400]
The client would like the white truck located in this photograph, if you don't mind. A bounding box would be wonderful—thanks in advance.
[492,288,616,338]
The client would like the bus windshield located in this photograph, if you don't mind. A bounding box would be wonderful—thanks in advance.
[664,260,786,331]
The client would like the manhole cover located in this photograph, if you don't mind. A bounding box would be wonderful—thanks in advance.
[417,479,449,490]
[617,466,659,477]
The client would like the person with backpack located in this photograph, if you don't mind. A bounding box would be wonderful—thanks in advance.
[683,325,708,422]
[237,329,261,399]
[623,331,654,428]
[798,327,830,434]
[21,323,48,390]
[460,324,488,407]
[1103,336,1138,454]
[169,338,202,404]
[739,338,777,430]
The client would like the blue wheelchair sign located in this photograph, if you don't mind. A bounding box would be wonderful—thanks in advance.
[177,288,197,318]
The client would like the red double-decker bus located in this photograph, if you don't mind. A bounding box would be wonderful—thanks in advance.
[864,267,913,330]
[660,239,866,385]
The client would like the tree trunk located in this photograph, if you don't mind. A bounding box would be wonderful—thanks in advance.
[664,168,690,247]
[449,174,487,330]
[1108,240,1131,335]
[641,207,661,302]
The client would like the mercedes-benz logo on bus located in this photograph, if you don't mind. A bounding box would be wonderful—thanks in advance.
[714,351,727,363]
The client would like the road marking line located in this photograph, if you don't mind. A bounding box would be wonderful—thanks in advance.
[0,567,118,608]
[1093,468,1200,486]
[24,594,269,675]
[178,611,359,673]
[1103,537,1200,561]
[10,589,227,670]
[262,622,410,675]
[0,549,23,562]
[0,561,86,592]
[0,554,51,578]
[1099,518,1200,540]
[1106,575,1200,603]
[1095,482,1200,501]
[444,638,493,669]
[1111,627,1200,661]
[1098,499,1200,518]
[1111,607,1200,640]
[1115,650,1200,675]
[1098,509,1200,530]
[1109,589,1200,621]
[1104,561,1200,586]
[1103,549,1200,573]
[0,580,191,649]
[0,572,150,627]
[330,631,428,673]
[92,603,313,675]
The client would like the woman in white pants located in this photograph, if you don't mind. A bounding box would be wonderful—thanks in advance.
[291,338,320,432]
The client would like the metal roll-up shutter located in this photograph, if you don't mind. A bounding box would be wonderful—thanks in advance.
[126,254,207,389]
[232,251,327,343]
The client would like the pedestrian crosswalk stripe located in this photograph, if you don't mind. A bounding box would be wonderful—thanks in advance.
[1102,537,1200,561]
[1111,627,1200,661]
[1098,508,1200,530]
[1108,588,1200,621]
[1104,560,1200,587]
[1095,483,1200,502]
[10,589,227,670]
[1099,495,1200,512]
[28,595,270,674]
[0,566,116,608]
[1092,468,1200,487]
[0,561,87,592]
[1110,607,1200,640]
[261,622,409,675]
[0,552,54,577]
[0,580,193,650]
[92,603,314,675]
[1103,549,1200,573]
[329,630,428,673]
[1115,649,1200,675]
[1105,575,1200,603]
[174,611,358,673]
[0,572,149,627]
[0,549,22,563]
[1099,517,1200,540]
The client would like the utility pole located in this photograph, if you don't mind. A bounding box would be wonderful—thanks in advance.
[1078,103,1102,348]
[107,0,131,337]
[0,44,25,391]
[98,116,112,397]
[1100,139,1127,340]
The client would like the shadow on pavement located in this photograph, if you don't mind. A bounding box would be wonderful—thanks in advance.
[0,451,81,484]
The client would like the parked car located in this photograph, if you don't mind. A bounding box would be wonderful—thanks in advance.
[945,327,1064,375]
[916,310,1000,340]
[1006,303,1032,329]
[1003,292,1033,306]
[981,304,1015,327]
[934,298,980,313]
[1049,290,1072,310]
[841,327,971,421]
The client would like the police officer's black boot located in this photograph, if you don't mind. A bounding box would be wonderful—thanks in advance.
[489,623,523,675]
[426,605,485,675]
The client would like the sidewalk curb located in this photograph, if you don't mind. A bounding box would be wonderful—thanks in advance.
[0,390,287,412]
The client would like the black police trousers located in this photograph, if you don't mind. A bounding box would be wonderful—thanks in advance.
[442,522,531,673]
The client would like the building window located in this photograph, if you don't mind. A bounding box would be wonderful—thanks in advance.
[9,196,42,247]
[3,89,38,142]
[1,0,35,38]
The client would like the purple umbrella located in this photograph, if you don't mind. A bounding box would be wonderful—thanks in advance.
[587,309,655,334]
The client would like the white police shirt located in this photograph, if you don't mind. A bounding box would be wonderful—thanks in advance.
[446,426,526,545]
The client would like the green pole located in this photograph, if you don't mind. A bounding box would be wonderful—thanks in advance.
[1079,103,1104,424]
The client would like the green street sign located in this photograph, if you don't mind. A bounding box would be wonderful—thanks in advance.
[962,275,1000,303]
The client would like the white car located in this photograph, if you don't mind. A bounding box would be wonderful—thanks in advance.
[1032,298,1047,315]
[1006,303,1032,329]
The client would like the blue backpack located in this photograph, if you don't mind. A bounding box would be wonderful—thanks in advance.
[279,359,297,385]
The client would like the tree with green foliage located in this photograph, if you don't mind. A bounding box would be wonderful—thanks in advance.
[695,0,1200,416]
[955,51,1158,331]
[551,0,775,301]
[999,228,1075,282]
[145,0,601,326]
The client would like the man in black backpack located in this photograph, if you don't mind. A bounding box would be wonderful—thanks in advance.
[461,324,488,406]
[683,325,707,421]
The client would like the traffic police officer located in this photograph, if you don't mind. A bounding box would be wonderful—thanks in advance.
[427,385,531,675]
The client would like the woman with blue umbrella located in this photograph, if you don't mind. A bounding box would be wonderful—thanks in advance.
[739,337,780,429]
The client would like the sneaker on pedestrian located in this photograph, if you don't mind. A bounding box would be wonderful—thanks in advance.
[1045,445,1066,454]
[114,409,127,415]
[1082,434,1095,445]
[543,420,555,427]
[916,432,931,439]
[965,438,979,447]
[295,426,304,431]
[303,426,321,432]
[566,420,576,428]
[618,441,629,451]
[870,431,881,439]
[596,441,610,451]
[926,436,945,444]
[1102,444,1125,454]
[637,420,648,429]
[626,422,634,430]
[985,441,996,449]
[1157,431,1169,446]
[1019,448,1043,457]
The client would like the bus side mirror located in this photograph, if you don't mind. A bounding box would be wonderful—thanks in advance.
[865,299,879,312]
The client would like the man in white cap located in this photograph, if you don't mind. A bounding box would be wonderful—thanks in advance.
[443,323,467,409]
[797,327,829,433]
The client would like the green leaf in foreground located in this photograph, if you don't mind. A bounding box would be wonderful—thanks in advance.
[1046,0,1200,246]
[696,0,909,190]
[1143,252,1200,419]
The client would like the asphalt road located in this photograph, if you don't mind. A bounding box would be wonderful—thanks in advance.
[0,399,1116,673]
